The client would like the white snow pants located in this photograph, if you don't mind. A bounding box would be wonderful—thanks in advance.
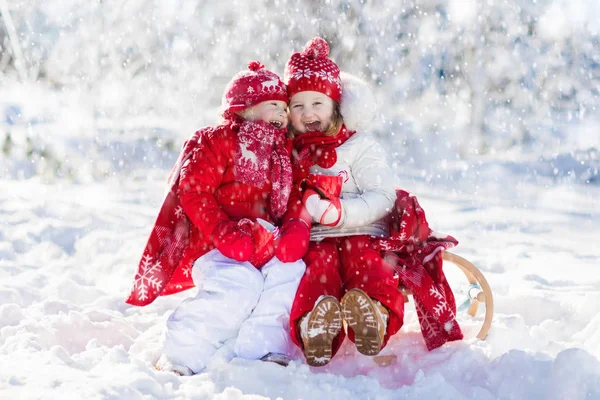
[161,249,306,374]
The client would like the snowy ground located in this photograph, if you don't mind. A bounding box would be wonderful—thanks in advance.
[1,75,600,400]
[1,151,599,399]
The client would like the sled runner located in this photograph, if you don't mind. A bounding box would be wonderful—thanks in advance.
[440,251,494,340]
[373,251,494,366]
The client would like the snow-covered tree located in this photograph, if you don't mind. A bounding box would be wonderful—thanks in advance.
[1,0,598,180]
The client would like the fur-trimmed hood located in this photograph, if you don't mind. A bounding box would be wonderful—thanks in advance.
[339,72,377,132]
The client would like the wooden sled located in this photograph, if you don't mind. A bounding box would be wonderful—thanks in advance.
[373,251,494,366]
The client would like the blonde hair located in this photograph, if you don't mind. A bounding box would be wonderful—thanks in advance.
[324,101,344,136]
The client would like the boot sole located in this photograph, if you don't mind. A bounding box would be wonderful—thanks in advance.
[302,297,343,366]
[260,352,291,367]
[341,289,384,356]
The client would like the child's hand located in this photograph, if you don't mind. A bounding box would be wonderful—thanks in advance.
[302,189,342,226]
[274,219,310,262]
[212,219,255,261]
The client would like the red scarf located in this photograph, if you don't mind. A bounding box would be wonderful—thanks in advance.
[235,120,292,219]
[292,125,355,180]
[373,190,463,350]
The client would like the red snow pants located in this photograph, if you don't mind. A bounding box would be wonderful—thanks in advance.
[289,235,405,357]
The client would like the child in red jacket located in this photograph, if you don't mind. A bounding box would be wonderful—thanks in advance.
[127,62,307,375]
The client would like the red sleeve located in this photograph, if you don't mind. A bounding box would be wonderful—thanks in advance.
[178,126,234,238]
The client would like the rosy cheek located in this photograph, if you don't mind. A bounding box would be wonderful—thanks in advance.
[290,115,304,131]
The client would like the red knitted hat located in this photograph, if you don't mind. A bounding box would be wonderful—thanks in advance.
[221,61,288,115]
[284,37,342,102]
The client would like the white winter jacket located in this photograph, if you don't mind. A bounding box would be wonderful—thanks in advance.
[309,73,398,241]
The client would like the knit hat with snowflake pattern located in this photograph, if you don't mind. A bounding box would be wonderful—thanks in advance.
[221,61,288,117]
[284,37,342,102]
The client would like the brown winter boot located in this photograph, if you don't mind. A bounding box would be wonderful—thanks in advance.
[341,289,389,356]
[299,296,343,367]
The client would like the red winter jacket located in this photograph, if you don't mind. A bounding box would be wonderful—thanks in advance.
[178,123,283,270]
[126,119,294,306]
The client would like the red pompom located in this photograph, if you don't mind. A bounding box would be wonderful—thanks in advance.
[302,37,330,60]
[315,147,337,169]
[247,61,265,71]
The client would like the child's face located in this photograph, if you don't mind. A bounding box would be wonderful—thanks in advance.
[240,100,288,129]
[289,91,334,134]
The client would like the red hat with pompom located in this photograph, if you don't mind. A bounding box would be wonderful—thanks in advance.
[221,61,288,115]
[284,37,342,102]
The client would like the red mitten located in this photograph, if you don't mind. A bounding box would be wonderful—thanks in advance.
[212,219,255,261]
[249,220,277,268]
[303,189,342,226]
[274,219,310,262]
[306,173,343,199]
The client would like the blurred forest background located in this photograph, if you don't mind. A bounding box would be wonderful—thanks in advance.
[1,0,598,183]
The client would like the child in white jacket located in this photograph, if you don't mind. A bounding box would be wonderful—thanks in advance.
[279,37,405,367]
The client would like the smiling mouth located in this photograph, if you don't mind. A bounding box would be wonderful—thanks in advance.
[269,120,283,128]
[304,121,321,131]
